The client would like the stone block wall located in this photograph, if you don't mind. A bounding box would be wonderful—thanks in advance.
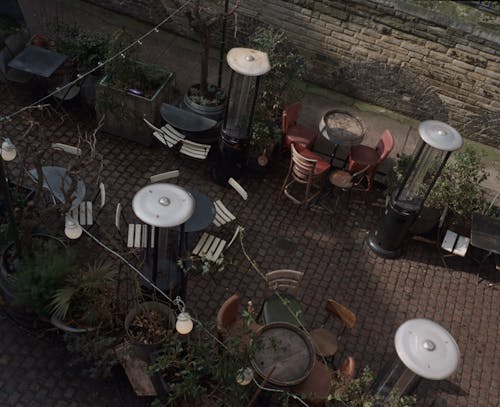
[84,0,500,147]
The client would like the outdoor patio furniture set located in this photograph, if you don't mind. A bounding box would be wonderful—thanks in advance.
[280,102,395,210]
[216,269,357,405]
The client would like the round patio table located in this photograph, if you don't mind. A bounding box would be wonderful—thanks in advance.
[132,183,195,299]
[319,110,366,166]
[251,322,315,387]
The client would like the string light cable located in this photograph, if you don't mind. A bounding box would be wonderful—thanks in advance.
[0,0,194,123]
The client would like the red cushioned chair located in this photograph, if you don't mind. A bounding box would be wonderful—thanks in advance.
[291,360,333,405]
[282,102,319,150]
[216,294,261,343]
[281,143,330,205]
[348,129,394,191]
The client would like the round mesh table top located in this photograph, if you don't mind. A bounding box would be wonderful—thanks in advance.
[132,183,194,228]
[319,110,365,146]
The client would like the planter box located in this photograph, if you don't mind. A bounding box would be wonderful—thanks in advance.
[95,65,175,146]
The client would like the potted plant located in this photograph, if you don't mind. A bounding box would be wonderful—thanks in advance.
[149,324,256,406]
[95,29,175,145]
[49,258,118,333]
[124,300,175,361]
[247,27,306,170]
[386,146,496,236]
[162,0,239,120]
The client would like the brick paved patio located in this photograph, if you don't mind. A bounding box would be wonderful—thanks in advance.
[0,87,498,407]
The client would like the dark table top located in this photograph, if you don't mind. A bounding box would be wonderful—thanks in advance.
[470,213,500,255]
[8,45,67,78]
[160,103,217,133]
[27,166,86,210]
[251,322,315,387]
[184,189,216,233]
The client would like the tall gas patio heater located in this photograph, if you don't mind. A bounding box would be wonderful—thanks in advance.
[373,318,460,404]
[368,120,463,258]
[214,47,270,185]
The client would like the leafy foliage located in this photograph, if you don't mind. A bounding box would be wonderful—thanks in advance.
[149,323,256,406]
[249,27,306,121]
[329,367,416,407]
[13,240,74,316]
[53,23,108,73]
[385,147,496,220]
[50,259,117,326]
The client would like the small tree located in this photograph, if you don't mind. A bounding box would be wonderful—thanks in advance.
[162,0,239,98]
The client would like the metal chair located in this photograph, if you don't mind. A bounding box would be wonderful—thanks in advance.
[348,129,394,191]
[326,165,370,211]
[282,102,318,150]
[310,299,356,362]
[281,143,330,206]
[115,202,155,249]
[290,359,333,405]
[259,269,305,327]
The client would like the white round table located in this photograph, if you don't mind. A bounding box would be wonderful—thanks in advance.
[132,184,195,298]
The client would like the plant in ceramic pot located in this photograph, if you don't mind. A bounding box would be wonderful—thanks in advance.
[95,29,175,145]
[161,0,239,120]
[49,258,118,333]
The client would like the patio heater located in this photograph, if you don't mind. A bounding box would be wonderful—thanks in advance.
[368,120,463,258]
[214,47,271,185]
[373,319,460,404]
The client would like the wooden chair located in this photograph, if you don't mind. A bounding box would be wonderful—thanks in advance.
[216,294,262,342]
[281,143,330,206]
[69,182,105,226]
[310,299,356,361]
[327,165,370,210]
[291,359,333,405]
[338,356,356,379]
[441,229,470,267]
[191,226,242,262]
[143,119,211,160]
[115,202,155,249]
[260,269,305,327]
[213,177,247,228]
[149,170,179,184]
[282,102,318,150]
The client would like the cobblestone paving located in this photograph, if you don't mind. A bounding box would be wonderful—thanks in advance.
[0,88,498,406]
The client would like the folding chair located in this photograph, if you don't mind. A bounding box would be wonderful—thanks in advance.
[441,229,470,267]
[69,182,105,226]
[149,170,179,184]
[115,202,155,249]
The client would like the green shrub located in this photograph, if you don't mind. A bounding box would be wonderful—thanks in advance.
[14,240,74,316]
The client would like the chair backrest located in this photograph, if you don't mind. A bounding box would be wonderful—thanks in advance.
[266,269,304,296]
[325,299,356,330]
[4,32,28,57]
[375,130,394,163]
[150,170,180,183]
[115,203,122,230]
[282,102,301,133]
[339,356,356,380]
[291,143,317,183]
[228,177,248,200]
[98,182,106,208]
[216,294,240,333]
[52,143,82,156]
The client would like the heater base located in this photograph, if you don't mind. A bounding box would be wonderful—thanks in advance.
[367,232,403,259]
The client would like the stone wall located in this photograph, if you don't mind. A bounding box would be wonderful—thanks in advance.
[83,0,500,147]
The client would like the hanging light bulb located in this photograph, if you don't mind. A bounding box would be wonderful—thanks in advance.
[64,216,83,240]
[1,138,17,161]
[137,40,143,45]
[154,27,160,33]
[236,367,253,386]
[175,312,193,334]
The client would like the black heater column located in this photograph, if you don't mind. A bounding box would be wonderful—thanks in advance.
[368,121,463,258]
[214,48,270,185]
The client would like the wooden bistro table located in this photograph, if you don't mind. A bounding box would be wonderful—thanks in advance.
[251,322,315,387]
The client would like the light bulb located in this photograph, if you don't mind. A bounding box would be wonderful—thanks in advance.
[65,216,82,239]
[175,312,193,334]
[236,367,253,386]
[1,138,17,161]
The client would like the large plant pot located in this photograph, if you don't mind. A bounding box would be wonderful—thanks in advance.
[0,234,66,328]
[183,83,225,121]
[124,301,175,361]
[95,65,175,146]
